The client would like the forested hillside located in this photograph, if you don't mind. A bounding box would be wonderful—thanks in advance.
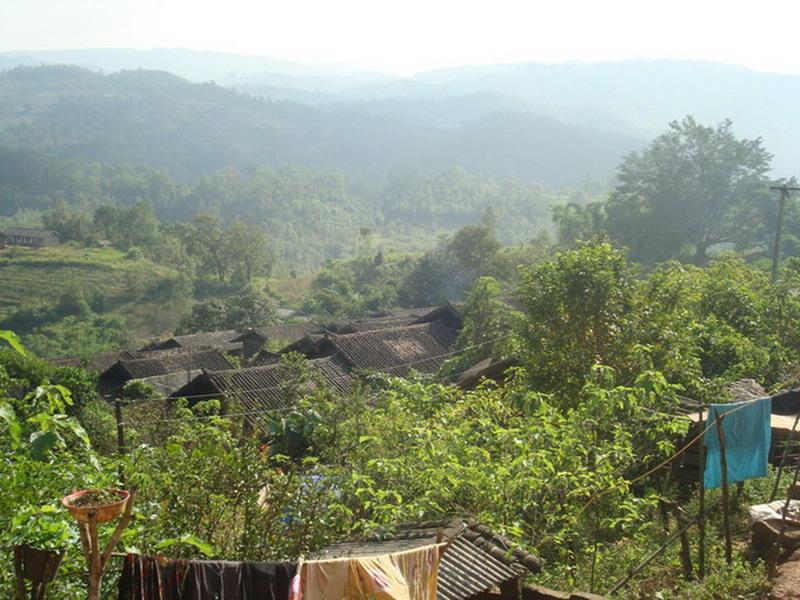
[0,145,573,268]
[0,65,639,185]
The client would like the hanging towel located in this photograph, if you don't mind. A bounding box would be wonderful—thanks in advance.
[704,398,772,489]
[181,560,297,600]
[119,555,297,600]
[118,554,189,600]
[300,543,443,600]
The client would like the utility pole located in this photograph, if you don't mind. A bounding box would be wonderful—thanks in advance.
[770,184,800,281]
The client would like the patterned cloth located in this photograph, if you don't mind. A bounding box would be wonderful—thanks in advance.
[299,543,443,600]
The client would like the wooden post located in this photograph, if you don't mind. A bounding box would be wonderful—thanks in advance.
[770,185,800,282]
[78,491,136,600]
[114,399,126,486]
[671,503,694,580]
[698,410,706,578]
[715,412,733,564]
[771,412,800,501]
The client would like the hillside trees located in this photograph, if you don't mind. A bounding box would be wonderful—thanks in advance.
[516,240,638,398]
[606,117,772,263]
[182,215,272,284]
[552,117,775,264]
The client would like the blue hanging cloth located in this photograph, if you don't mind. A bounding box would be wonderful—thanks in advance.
[704,398,772,489]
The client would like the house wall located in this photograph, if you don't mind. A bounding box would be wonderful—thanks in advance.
[6,233,60,247]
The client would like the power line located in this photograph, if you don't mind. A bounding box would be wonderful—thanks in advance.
[770,184,800,281]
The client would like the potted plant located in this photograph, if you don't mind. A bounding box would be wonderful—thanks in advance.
[61,489,130,523]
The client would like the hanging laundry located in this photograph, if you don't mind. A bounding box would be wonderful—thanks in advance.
[704,398,772,489]
[182,560,297,600]
[118,555,296,600]
[300,543,443,600]
[771,389,800,415]
[118,554,189,600]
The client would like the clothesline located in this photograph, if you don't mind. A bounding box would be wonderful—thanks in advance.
[119,542,446,600]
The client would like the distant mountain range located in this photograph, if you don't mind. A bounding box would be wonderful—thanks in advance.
[0,49,796,180]
[0,64,640,186]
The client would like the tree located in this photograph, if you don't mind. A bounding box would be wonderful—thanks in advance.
[178,289,274,333]
[605,117,772,264]
[42,201,93,243]
[516,240,637,397]
[551,201,606,248]
[227,221,272,284]
[185,214,229,282]
[445,276,518,373]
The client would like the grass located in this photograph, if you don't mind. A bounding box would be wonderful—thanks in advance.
[0,244,176,318]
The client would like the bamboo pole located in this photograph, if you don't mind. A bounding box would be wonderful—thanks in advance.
[771,412,800,502]
[671,503,693,580]
[607,497,722,595]
[698,409,706,578]
[715,412,733,564]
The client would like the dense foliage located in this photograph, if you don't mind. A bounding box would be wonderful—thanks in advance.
[552,118,795,265]
[3,238,798,598]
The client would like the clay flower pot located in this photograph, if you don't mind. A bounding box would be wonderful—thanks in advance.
[61,489,131,524]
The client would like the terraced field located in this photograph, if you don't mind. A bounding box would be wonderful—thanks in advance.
[0,245,175,317]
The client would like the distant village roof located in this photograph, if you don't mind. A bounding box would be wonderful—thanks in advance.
[98,348,232,393]
[326,303,462,334]
[232,322,324,344]
[316,518,541,600]
[143,329,241,352]
[126,369,204,397]
[1,227,61,239]
[170,355,352,414]
[307,320,460,376]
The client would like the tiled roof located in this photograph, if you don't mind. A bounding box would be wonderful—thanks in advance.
[49,350,140,373]
[108,348,232,381]
[172,356,352,413]
[324,320,459,375]
[233,322,324,343]
[2,227,60,238]
[326,305,457,334]
[127,369,204,397]
[315,519,540,600]
[144,329,241,352]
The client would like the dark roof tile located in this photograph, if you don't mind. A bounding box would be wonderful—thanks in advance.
[324,320,459,375]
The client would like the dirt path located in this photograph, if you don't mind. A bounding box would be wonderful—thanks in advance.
[771,550,800,599]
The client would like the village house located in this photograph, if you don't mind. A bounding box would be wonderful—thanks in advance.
[233,322,325,360]
[0,227,61,247]
[141,329,243,355]
[97,348,232,395]
[169,356,352,429]
[291,319,460,376]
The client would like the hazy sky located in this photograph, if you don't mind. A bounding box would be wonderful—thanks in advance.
[2,0,800,75]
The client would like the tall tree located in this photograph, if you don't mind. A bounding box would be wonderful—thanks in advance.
[605,117,772,264]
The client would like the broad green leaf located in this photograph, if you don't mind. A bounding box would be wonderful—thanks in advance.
[155,534,216,557]
[29,431,58,460]
[0,330,26,355]
[0,401,21,447]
